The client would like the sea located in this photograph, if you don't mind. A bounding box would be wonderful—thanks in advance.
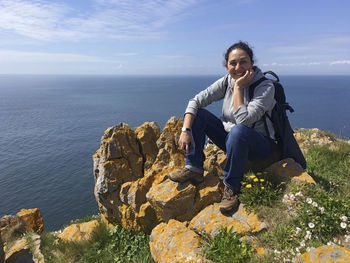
[1,74,349,231]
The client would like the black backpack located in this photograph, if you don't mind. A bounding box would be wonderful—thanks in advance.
[225,71,307,169]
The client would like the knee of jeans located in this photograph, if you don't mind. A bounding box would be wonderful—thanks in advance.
[193,108,208,125]
[196,108,208,118]
[226,124,249,143]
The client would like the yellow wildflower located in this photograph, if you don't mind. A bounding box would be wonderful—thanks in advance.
[249,175,256,179]
[242,182,246,185]
[254,178,259,182]
[256,172,262,176]
[261,187,265,190]
[282,163,287,168]
[260,179,265,182]
[246,184,252,189]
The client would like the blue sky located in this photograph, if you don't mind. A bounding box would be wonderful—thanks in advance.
[0,0,349,75]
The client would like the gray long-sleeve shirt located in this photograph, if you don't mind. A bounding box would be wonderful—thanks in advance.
[185,66,276,139]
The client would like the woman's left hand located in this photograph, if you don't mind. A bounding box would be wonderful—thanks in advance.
[235,69,255,89]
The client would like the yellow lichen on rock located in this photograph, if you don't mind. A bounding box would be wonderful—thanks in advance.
[293,245,350,263]
[146,179,197,222]
[5,233,44,263]
[189,203,266,238]
[266,158,315,184]
[58,220,99,242]
[16,208,44,234]
[149,219,212,263]
[135,122,160,171]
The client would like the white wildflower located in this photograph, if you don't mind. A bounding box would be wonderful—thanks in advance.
[306,247,311,252]
[312,201,318,207]
[295,191,303,197]
[295,247,300,253]
[296,227,302,234]
[319,207,325,213]
[341,216,348,222]
[308,222,315,229]
[341,222,347,229]
[306,198,312,204]
[300,240,305,247]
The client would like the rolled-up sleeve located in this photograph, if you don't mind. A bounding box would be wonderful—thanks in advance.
[184,75,228,116]
[233,81,275,126]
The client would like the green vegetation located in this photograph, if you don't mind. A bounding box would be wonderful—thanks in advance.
[203,133,350,262]
[40,223,154,263]
[203,228,254,263]
[239,171,283,211]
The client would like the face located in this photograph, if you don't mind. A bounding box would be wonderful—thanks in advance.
[226,48,253,80]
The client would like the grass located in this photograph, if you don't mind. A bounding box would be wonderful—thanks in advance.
[203,228,254,263]
[40,222,154,263]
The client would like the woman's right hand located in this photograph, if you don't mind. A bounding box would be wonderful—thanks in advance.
[178,131,192,154]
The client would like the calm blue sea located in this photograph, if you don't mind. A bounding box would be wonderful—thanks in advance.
[1,74,349,231]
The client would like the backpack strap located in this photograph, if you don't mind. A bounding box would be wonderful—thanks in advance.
[223,74,229,93]
[248,77,268,101]
[248,76,269,136]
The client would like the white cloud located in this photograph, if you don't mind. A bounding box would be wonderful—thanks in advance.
[330,60,350,65]
[0,49,118,63]
[0,0,199,41]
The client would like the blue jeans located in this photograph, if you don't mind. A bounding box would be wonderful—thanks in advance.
[185,109,275,190]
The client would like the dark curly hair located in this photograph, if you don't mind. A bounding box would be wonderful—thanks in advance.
[223,41,254,67]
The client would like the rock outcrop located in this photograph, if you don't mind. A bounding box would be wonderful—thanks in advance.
[4,233,44,263]
[0,208,44,236]
[93,117,224,233]
[0,209,44,263]
[150,219,212,263]
[58,220,99,242]
[92,118,349,263]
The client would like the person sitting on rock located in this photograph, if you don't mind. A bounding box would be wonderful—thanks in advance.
[169,41,276,214]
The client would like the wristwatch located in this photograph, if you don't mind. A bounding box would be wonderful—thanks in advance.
[181,127,191,133]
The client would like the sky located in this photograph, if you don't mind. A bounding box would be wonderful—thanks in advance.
[0,0,349,75]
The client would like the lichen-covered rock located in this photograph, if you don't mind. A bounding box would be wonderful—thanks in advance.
[146,168,222,223]
[5,233,44,263]
[146,179,197,222]
[149,219,212,263]
[266,158,315,184]
[0,215,25,237]
[293,245,350,263]
[135,122,160,171]
[58,220,99,242]
[93,122,154,223]
[16,208,43,234]
[0,208,44,238]
[294,128,335,151]
[189,203,266,238]
[151,116,186,171]
[93,117,187,232]
[0,232,4,263]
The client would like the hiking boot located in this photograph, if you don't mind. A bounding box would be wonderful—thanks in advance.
[219,186,240,214]
[168,168,204,184]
